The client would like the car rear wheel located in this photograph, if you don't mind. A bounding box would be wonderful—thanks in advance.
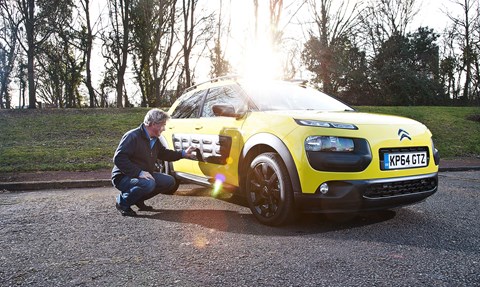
[158,160,180,194]
[246,152,295,226]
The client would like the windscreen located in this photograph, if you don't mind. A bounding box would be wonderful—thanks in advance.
[240,81,354,112]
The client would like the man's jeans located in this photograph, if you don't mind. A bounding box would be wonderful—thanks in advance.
[114,173,175,208]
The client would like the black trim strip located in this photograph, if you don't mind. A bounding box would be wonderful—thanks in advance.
[306,139,372,172]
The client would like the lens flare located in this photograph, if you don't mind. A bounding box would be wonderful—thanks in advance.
[212,174,226,197]
[194,235,209,249]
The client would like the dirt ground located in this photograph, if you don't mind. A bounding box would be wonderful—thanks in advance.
[1,157,480,183]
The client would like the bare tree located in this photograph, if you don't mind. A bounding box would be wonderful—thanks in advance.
[440,28,461,101]
[130,0,153,106]
[209,0,231,78]
[474,1,480,102]
[180,0,196,88]
[305,0,363,93]
[444,0,479,103]
[130,0,180,106]
[16,58,27,107]
[36,40,65,107]
[29,0,84,108]
[179,0,214,88]
[360,0,419,56]
[269,0,283,46]
[106,0,132,108]
[249,0,306,79]
[12,0,73,108]
[0,1,21,109]
[79,0,97,108]
[17,0,37,108]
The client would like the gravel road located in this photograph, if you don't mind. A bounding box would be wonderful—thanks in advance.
[1,171,479,286]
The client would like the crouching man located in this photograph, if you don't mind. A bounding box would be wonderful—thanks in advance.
[111,108,195,216]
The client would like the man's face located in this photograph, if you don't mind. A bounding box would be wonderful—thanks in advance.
[151,121,166,137]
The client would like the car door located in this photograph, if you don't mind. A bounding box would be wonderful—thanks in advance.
[165,89,208,176]
[186,84,248,187]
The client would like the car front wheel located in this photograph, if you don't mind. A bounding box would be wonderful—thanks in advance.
[246,152,295,226]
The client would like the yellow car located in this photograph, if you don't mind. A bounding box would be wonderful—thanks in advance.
[161,76,440,226]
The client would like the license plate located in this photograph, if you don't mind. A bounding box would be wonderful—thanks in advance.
[383,152,427,170]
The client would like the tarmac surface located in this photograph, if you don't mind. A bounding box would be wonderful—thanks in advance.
[0,157,479,192]
[1,170,479,286]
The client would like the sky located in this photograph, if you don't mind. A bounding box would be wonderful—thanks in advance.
[10,0,462,107]
[415,0,456,30]
[197,0,459,83]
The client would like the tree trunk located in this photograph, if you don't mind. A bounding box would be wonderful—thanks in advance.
[116,0,130,108]
[462,3,471,101]
[319,0,332,93]
[26,0,36,109]
[182,0,195,88]
[84,0,96,108]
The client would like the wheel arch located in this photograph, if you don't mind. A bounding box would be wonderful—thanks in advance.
[239,133,301,194]
[159,135,174,174]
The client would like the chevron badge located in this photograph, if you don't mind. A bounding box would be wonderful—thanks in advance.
[398,129,411,141]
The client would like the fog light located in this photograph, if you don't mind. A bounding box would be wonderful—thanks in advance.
[319,183,329,194]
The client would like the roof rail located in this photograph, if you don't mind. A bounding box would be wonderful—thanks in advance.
[184,74,241,93]
[287,78,309,84]
[286,78,311,88]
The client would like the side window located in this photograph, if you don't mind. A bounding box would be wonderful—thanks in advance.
[201,85,246,117]
[171,89,208,119]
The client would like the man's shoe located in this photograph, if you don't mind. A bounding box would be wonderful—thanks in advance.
[116,203,137,217]
[136,201,154,211]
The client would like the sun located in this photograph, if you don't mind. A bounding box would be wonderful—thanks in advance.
[224,1,284,81]
[241,41,283,81]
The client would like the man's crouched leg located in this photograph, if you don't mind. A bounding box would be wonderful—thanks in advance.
[135,173,176,211]
[115,176,157,216]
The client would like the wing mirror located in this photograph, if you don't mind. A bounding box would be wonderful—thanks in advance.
[212,104,245,118]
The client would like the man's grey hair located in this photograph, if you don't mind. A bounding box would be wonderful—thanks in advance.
[144,108,170,126]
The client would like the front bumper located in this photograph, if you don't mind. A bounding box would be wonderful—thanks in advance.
[294,172,438,213]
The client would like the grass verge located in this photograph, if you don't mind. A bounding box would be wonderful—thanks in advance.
[0,108,148,172]
[0,106,479,173]
[357,106,480,159]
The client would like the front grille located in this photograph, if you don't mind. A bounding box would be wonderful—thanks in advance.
[364,177,437,198]
[380,146,429,154]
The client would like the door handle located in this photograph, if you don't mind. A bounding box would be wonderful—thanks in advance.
[195,125,203,130]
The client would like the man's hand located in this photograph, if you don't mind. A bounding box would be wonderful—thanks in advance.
[139,170,154,180]
[184,146,197,159]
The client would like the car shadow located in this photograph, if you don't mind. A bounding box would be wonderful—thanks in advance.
[134,185,476,253]
[136,207,396,237]
[135,185,398,236]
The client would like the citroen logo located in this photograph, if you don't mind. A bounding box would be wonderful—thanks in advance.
[398,129,411,141]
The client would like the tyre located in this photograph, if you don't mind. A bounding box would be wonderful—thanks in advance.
[246,152,296,226]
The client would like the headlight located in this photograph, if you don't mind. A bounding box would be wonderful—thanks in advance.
[305,136,355,152]
[295,119,358,130]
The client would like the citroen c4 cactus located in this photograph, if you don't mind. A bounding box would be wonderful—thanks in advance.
[160,76,440,226]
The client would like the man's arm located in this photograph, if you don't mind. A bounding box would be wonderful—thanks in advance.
[157,143,196,161]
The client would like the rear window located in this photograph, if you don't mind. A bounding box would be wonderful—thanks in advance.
[170,89,208,119]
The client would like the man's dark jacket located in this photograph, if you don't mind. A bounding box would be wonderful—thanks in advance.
[111,124,183,184]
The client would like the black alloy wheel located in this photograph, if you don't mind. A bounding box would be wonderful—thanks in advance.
[246,152,295,226]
